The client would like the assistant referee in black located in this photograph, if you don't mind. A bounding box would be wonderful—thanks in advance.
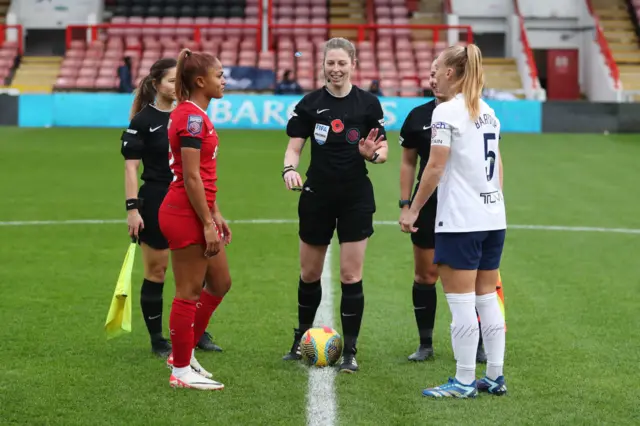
[280,37,388,373]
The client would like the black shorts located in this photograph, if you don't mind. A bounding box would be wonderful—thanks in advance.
[298,178,376,246]
[138,182,169,250]
[410,186,437,250]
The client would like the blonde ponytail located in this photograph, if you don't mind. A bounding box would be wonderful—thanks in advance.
[440,43,485,120]
[460,44,484,120]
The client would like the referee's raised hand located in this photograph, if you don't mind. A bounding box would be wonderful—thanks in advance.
[358,128,386,160]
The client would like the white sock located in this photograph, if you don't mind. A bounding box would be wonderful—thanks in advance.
[172,366,191,378]
[476,292,506,380]
[445,292,478,385]
[450,321,457,361]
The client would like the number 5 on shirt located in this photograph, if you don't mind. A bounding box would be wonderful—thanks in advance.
[483,133,497,182]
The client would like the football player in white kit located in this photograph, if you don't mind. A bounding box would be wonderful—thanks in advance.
[399,43,507,398]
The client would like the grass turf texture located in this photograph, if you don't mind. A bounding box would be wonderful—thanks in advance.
[0,128,639,425]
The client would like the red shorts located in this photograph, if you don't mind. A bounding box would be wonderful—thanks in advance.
[159,190,217,250]
[158,205,206,250]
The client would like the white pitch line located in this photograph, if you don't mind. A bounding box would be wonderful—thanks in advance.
[1,218,640,235]
[306,242,337,426]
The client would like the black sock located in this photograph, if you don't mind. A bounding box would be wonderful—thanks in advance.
[298,277,322,334]
[140,279,164,340]
[340,281,364,353]
[412,281,437,346]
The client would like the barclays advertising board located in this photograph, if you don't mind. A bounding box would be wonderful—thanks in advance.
[19,93,541,133]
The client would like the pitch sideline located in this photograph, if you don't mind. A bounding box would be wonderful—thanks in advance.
[1,218,640,235]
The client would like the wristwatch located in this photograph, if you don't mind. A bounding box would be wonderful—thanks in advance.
[399,199,410,208]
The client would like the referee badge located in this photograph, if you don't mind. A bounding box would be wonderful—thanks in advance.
[314,123,330,145]
[346,128,360,144]
[187,114,203,136]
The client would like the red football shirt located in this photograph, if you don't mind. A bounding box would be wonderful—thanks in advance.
[164,101,219,212]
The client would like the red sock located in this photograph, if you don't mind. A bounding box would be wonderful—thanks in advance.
[193,290,223,348]
[169,298,197,368]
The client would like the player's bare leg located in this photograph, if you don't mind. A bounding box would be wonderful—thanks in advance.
[283,241,328,361]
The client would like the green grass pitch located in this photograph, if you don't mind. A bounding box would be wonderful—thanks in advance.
[0,128,639,425]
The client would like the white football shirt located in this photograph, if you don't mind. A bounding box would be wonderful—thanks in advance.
[430,93,506,233]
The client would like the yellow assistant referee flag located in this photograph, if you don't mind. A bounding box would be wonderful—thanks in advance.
[104,239,137,340]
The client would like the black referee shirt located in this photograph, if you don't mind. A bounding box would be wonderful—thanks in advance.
[286,85,387,184]
[399,99,437,183]
[121,105,172,186]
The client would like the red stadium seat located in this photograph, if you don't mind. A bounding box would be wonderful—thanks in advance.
[400,79,417,97]
[55,77,76,89]
[177,17,194,37]
[380,79,397,96]
[79,67,98,77]
[76,76,95,88]
[69,40,85,50]
[377,6,391,18]
[392,6,408,18]
[246,5,259,17]
[109,17,127,37]
[96,77,116,89]
[127,17,144,37]
[66,49,85,59]
[142,17,160,37]
[299,78,313,90]
[160,17,178,36]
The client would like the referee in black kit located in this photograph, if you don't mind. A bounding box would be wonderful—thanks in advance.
[280,37,388,373]
[398,62,487,363]
[121,58,221,357]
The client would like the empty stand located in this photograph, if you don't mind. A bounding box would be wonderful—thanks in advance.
[55,0,520,96]
[0,25,23,88]
[57,0,260,90]
[104,0,247,18]
[591,0,640,94]
[0,0,9,26]
[11,56,62,93]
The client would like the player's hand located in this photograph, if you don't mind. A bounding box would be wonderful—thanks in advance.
[359,128,387,160]
[283,169,303,191]
[212,212,232,245]
[203,222,221,258]
[127,211,144,239]
[399,208,419,233]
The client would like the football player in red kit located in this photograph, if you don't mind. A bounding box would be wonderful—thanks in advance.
[158,48,231,391]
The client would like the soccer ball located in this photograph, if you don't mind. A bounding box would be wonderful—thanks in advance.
[300,326,343,367]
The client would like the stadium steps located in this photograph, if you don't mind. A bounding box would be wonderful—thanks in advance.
[0,0,9,24]
[409,0,444,41]
[482,57,523,92]
[591,0,640,96]
[329,0,366,39]
[10,56,63,93]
